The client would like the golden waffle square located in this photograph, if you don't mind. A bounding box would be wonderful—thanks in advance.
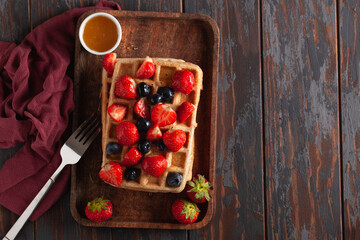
[101,58,203,193]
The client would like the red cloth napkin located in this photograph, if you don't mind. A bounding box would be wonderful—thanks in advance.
[0,0,120,221]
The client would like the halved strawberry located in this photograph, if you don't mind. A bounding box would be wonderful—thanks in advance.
[135,56,155,79]
[186,174,213,203]
[163,129,186,152]
[141,155,167,177]
[107,104,127,122]
[115,75,137,99]
[122,146,143,167]
[134,98,150,119]
[116,121,140,146]
[146,124,162,141]
[151,104,177,127]
[177,102,195,123]
[102,53,117,76]
[172,70,195,95]
[99,161,123,187]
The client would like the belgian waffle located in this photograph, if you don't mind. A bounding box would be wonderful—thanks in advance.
[101,58,203,193]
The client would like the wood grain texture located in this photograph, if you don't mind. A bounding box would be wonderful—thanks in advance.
[30,0,98,29]
[262,0,341,239]
[185,0,264,239]
[339,0,360,239]
[0,0,30,43]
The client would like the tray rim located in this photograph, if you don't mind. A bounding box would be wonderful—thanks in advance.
[70,9,219,230]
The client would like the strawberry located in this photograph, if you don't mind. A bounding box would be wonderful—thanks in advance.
[116,121,140,146]
[122,146,143,167]
[102,53,117,76]
[186,174,213,203]
[107,104,127,122]
[171,199,200,224]
[134,98,150,119]
[177,102,195,123]
[141,155,167,177]
[115,75,137,99]
[151,104,177,127]
[135,56,155,79]
[99,161,123,187]
[146,124,162,141]
[85,197,113,222]
[172,70,195,95]
[163,129,186,152]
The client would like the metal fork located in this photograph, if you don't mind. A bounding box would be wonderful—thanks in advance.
[3,113,101,240]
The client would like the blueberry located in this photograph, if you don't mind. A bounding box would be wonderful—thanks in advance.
[125,168,141,181]
[137,139,151,154]
[156,140,167,151]
[136,118,150,132]
[157,87,174,103]
[137,82,151,97]
[106,142,121,154]
[167,173,182,187]
[149,93,162,105]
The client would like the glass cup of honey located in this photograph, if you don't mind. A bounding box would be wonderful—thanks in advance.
[79,12,122,55]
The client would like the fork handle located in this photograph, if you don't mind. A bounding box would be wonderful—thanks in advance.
[3,162,66,240]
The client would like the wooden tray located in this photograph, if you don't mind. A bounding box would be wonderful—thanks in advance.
[70,10,219,229]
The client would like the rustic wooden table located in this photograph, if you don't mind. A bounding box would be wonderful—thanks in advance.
[1,0,359,239]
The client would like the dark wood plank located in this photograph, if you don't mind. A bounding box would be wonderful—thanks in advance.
[0,0,30,43]
[339,0,360,238]
[116,0,138,11]
[117,0,181,12]
[138,1,181,12]
[185,0,264,239]
[262,0,341,239]
[30,0,98,29]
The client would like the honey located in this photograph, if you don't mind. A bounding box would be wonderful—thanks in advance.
[82,16,118,52]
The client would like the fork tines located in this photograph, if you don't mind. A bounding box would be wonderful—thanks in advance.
[68,113,101,152]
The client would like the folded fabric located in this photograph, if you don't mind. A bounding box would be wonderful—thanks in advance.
[0,0,120,221]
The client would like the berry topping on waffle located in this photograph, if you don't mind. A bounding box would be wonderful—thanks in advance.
[101,57,203,193]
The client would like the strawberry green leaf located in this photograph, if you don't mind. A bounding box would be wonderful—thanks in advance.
[190,212,195,222]
[197,174,205,183]
[195,192,202,200]
[180,200,200,221]
[204,192,211,201]
[188,175,213,201]
[187,180,196,188]
[87,198,110,213]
